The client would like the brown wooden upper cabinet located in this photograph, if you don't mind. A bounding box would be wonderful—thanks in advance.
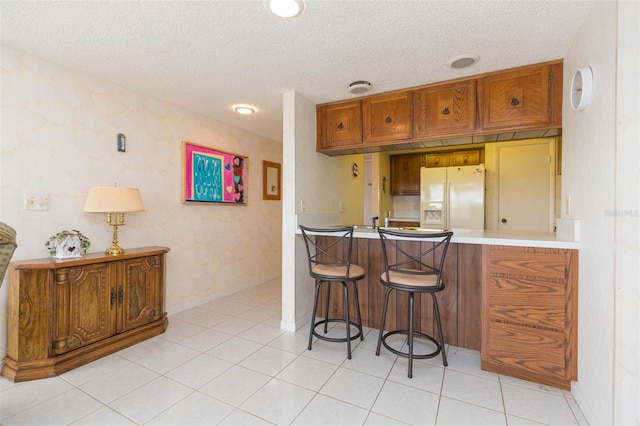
[479,62,562,131]
[316,100,362,150]
[390,153,424,195]
[316,60,563,155]
[414,79,477,138]
[363,92,413,143]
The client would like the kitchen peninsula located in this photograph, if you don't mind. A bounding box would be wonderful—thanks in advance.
[302,228,578,390]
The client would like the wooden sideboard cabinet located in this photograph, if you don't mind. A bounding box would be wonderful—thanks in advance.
[2,246,170,382]
[481,245,578,390]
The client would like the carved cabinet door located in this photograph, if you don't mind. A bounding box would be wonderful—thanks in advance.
[118,255,163,333]
[54,263,115,354]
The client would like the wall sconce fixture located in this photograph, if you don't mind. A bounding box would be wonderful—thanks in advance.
[83,185,145,256]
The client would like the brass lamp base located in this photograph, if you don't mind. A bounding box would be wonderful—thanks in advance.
[105,244,125,256]
[104,216,126,256]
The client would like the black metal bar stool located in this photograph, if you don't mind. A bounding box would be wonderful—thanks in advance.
[376,229,453,377]
[299,225,365,359]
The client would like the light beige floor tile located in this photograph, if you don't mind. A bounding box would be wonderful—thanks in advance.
[276,356,339,391]
[502,383,578,425]
[500,374,564,396]
[212,317,260,335]
[262,312,283,327]
[146,391,234,425]
[320,367,385,409]
[205,336,263,363]
[239,322,285,345]
[79,362,159,403]
[199,366,271,407]
[302,339,350,365]
[108,376,193,424]
[371,380,439,425]
[341,347,397,378]
[387,357,445,394]
[71,406,137,425]
[115,335,168,361]
[439,346,499,380]
[268,331,312,354]
[0,376,74,421]
[165,353,234,389]
[159,318,207,343]
[200,299,254,315]
[441,369,504,412]
[436,396,507,425]
[178,328,234,352]
[239,346,298,376]
[292,393,369,425]
[364,411,410,425]
[134,340,200,374]
[60,353,130,386]
[218,409,274,425]
[241,378,315,425]
[505,414,547,425]
[186,310,233,328]
[566,397,589,426]
[169,306,209,322]
[238,307,281,322]
[3,387,102,426]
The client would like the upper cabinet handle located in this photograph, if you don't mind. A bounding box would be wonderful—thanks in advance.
[510,97,520,106]
[384,116,392,123]
[442,107,450,115]
[337,122,344,130]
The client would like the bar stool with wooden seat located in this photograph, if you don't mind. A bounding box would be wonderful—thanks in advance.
[376,229,453,377]
[299,225,365,359]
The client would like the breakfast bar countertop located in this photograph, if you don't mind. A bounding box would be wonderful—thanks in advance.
[297,227,579,250]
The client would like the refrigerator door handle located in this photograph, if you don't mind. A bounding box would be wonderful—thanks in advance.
[445,180,451,229]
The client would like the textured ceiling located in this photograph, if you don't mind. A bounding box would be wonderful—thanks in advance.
[0,0,596,142]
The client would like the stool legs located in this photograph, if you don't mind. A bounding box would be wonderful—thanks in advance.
[376,287,393,356]
[308,279,363,359]
[408,292,414,378]
[432,293,448,367]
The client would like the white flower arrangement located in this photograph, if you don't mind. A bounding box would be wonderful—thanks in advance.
[45,229,91,259]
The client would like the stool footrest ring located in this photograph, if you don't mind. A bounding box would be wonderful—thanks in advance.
[381,329,442,359]
[312,319,363,343]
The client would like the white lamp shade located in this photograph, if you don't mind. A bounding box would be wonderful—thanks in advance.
[83,187,145,213]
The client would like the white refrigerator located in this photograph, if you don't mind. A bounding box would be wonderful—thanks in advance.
[420,164,485,230]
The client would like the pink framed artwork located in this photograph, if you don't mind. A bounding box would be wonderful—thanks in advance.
[182,141,248,205]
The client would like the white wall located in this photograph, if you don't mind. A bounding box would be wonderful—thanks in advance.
[0,48,283,358]
[281,91,365,331]
[563,1,640,424]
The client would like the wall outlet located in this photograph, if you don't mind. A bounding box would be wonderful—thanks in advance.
[24,193,49,210]
[299,199,306,213]
[338,201,344,213]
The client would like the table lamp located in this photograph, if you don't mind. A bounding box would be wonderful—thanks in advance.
[83,185,145,255]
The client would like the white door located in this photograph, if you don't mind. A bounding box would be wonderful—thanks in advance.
[497,140,555,232]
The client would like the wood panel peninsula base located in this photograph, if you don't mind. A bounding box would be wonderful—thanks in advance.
[2,246,170,382]
[312,231,577,390]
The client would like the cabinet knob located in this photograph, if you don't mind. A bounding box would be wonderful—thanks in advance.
[385,116,392,123]
[501,218,508,223]
[510,97,520,106]
[435,159,439,165]
[442,107,450,115]
[337,122,344,130]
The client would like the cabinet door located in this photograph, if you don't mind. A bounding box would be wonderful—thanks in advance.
[482,245,578,389]
[118,256,163,333]
[390,153,424,195]
[480,65,553,130]
[54,264,115,354]
[452,150,480,166]
[425,153,450,168]
[317,101,362,149]
[363,92,413,143]
[414,80,476,138]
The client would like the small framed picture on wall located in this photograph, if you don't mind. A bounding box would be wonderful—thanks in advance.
[263,161,281,201]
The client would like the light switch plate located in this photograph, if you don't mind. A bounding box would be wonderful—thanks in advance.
[24,193,49,210]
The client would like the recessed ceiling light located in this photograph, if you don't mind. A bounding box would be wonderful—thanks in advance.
[234,106,256,115]
[348,81,372,94]
[265,0,305,18]
[449,54,480,69]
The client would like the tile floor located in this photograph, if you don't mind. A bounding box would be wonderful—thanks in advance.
[0,279,588,425]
